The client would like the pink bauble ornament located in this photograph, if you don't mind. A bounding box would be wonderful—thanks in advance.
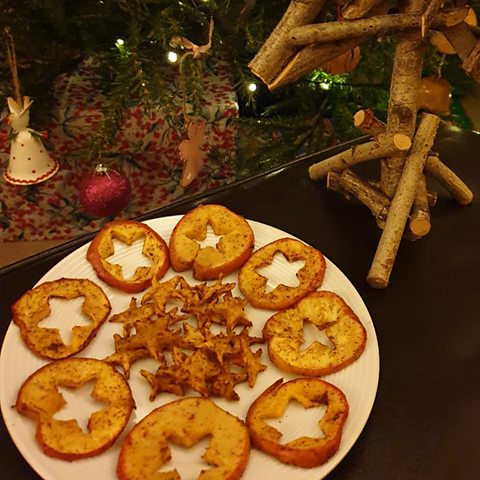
[78,164,131,217]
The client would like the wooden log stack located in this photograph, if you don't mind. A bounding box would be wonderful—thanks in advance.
[249,0,476,288]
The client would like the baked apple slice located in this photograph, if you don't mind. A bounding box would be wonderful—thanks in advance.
[87,220,169,293]
[263,291,367,376]
[238,238,326,310]
[16,358,134,461]
[246,378,348,468]
[12,278,111,360]
[117,397,250,480]
[169,204,254,280]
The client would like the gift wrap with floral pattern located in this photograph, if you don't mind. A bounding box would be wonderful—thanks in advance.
[0,59,238,242]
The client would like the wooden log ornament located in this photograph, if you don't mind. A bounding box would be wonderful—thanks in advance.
[249,0,476,287]
[309,133,411,180]
[367,113,441,288]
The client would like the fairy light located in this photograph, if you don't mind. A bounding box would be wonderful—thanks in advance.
[248,82,257,92]
[115,38,125,47]
[319,81,330,90]
[167,51,178,63]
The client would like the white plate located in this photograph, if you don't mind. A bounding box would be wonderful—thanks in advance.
[0,216,379,480]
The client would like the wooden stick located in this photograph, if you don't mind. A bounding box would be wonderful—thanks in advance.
[421,0,445,37]
[309,133,412,181]
[287,8,468,47]
[267,0,391,90]
[354,109,386,136]
[367,112,441,288]
[409,173,431,236]
[369,178,438,207]
[329,171,426,240]
[463,39,480,83]
[268,36,370,90]
[342,0,386,20]
[380,0,425,198]
[248,0,326,85]
[425,155,474,205]
[326,170,353,200]
[382,0,427,198]
[355,108,431,225]
[328,170,390,227]
[355,109,470,205]
[442,21,477,62]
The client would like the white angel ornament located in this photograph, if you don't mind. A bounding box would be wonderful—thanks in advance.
[4,96,58,185]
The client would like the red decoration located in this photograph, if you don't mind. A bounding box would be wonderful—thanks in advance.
[78,164,131,217]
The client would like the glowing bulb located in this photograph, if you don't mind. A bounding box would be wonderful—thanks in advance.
[168,51,178,63]
[115,38,125,47]
[319,82,330,90]
[248,82,257,92]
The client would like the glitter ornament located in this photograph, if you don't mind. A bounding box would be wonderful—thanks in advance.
[78,164,131,217]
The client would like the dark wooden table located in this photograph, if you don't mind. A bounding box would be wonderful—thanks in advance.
[1,125,480,479]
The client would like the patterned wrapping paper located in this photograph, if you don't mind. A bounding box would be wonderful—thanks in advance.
[0,58,238,242]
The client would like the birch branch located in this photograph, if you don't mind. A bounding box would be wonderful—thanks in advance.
[409,173,431,236]
[327,170,390,228]
[421,0,445,37]
[381,0,427,198]
[369,178,438,207]
[267,0,391,90]
[463,40,480,83]
[268,36,369,90]
[354,109,472,204]
[442,21,477,61]
[287,8,467,47]
[354,109,387,136]
[342,0,387,20]
[367,112,441,288]
[309,133,411,181]
[248,0,326,85]
[425,155,474,205]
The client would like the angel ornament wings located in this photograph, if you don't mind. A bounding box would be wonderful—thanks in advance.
[4,96,58,185]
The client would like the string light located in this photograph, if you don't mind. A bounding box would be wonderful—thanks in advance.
[167,51,178,63]
[319,82,330,90]
[248,82,257,92]
[115,38,125,47]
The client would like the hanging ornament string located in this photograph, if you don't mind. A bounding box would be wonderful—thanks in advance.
[170,17,214,125]
[94,163,111,177]
[4,27,22,105]
[169,17,214,61]
[240,0,257,26]
[169,19,213,187]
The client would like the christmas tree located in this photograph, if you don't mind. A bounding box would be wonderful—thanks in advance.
[1,0,479,178]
